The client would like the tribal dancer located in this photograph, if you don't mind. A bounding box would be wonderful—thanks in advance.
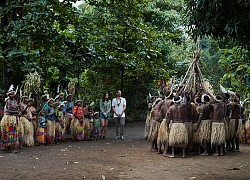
[167,96,188,158]
[210,95,226,156]
[0,86,19,152]
[196,94,212,156]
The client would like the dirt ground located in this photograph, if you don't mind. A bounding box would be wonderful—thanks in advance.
[0,121,250,180]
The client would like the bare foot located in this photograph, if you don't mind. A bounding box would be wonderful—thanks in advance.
[150,148,158,152]
[158,150,163,154]
[233,149,240,152]
[212,153,219,156]
[168,155,175,158]
[163,153,169,157]
[200,152,209,156]
[182,155,186,158]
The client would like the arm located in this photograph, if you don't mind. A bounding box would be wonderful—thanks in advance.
[106,100,111,114]
[100,100,105,114]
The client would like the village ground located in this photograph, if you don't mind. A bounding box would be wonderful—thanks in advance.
[0,121,250,180]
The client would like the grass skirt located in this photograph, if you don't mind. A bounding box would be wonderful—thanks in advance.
[211,122,225,146]
[21,117,34,147]
[198,120,212,143]
[229,119,243,138]
[157,119,168,145]
[64,113,73,139]
[145,112,152,139]
[46,120,55,143]
[71,118,84,141]
[185,121,193,145]
[0,115,19,151]
[192,123,199,143]
[147,120,160,141]
[55,121,65,142]
[245,120,250,131]
[84,119,90,140]
[169,123,188,147]
[17,117,24,148]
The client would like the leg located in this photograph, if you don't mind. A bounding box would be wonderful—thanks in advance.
[163,142,169,157]
[201,140,209,156]
[114,117,120,139]
[213,145,219,156]
[150,140,158,152]
[157,142,163,154]
[169,147,175,158]
[182,148,186,158]
[100,119,105,138]
[119,117,125,139]
[220,144,224,155]
[234,137,240,152]
[104,119,109,137]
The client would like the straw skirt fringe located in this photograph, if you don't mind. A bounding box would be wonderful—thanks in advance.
[147,120,160,141]
[198,120,212,143]
[245,120,250,131]
[157,119,168,144]
[145,112,152,139]
[229,119,243,138]
[21,117,34,147]
[211,122,225,146]
[169,123,188,147]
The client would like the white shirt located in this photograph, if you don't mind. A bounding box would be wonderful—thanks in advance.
[112,97,126,117]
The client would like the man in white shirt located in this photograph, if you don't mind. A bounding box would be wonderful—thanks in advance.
[112,90,126,140]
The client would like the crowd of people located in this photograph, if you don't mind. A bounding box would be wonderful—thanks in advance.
[146,91,250,158]
[0,85,127,153]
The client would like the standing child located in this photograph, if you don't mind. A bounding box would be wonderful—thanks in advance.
[83,103,90,140]
[93,112,101,140]
[55,104,65,144]
[37,110,47,145]
[88,102,95,140]
[71,100,84,141]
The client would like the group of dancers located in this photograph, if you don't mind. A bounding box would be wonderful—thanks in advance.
[146,90,249,158]
[0,85,101,153]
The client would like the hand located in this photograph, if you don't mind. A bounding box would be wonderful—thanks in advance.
[104,113,107,117]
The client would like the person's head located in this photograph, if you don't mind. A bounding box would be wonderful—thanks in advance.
[102,92,109,102]
[173,96,182,104]
[194,97,201,105]
[67,94,72,101]
[27,98,34,106]
[42,94,48,101]
[58,104,64,110]
[48,98,54,107]
[75,100,82,107]
[53,102,59,108]
[215,95,223,103]
[8,91,16,99]
[201,94,210,103]
[151,96,157,103]
[40,110,45,116]
[94,112,99,118]
[116,90,122,97]
[59,93,64,100]
[21,96,28,103]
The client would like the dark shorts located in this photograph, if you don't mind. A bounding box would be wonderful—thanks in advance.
[100,113,111,120]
